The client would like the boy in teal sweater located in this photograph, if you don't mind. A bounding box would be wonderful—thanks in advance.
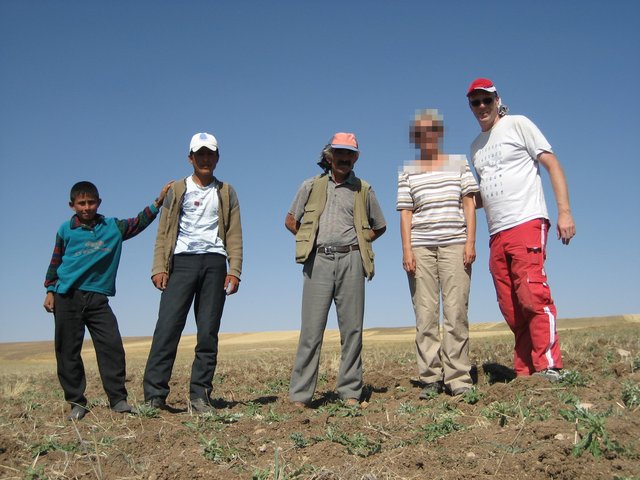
[44,180,171,420]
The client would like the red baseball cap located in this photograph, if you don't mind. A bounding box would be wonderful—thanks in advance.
[330,132,359,152]
[466,78,498,97]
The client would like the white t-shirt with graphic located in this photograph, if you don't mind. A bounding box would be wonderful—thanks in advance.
[470,115,552,235]
[174,176,227,256]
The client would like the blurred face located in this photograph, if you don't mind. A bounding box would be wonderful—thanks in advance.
[189,147,219,177]
[69,193,101,224]
[411,118,443,155]
[468,91,500,131]
[329,148,358,180]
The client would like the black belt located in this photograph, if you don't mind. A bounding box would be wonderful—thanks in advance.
[316,244,360,255]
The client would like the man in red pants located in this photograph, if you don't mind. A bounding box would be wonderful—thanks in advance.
[467,78,576,381]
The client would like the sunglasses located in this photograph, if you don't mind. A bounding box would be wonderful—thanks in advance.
[412,125,443,135]
[469,97,495,108]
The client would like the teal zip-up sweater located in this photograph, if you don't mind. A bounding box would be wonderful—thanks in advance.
[44,204,159,296]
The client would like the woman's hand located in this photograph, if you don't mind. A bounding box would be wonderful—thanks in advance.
[403,249,416,275]
[463,241,476,268]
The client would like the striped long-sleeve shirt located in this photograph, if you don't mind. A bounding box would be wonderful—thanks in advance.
[44,204,159,296]
[396,155,479,247]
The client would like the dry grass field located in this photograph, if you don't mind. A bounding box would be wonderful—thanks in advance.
[1,315,639,479]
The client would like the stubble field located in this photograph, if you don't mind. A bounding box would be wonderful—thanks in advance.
[1,315,639,480]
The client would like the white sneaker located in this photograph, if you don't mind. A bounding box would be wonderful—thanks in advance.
[534,368,562,383]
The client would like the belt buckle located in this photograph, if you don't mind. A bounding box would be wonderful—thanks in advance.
[321,246,334,255]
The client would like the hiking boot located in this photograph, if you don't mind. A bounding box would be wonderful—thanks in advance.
[145,397,168,410]
[67,404,88,421]
[534,368,562,383]
[111,400,137,414]
[419,381,444,399]
[190,398,215,414]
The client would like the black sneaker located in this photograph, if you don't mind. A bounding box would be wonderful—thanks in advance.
[112,400,138,414]
[419,381,444,399]
[449,385,472,396]
[190,398,215,414]
[144,397,169,411]
[67,404,88,421]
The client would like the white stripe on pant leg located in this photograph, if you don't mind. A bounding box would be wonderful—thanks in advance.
[543,306,555,369]
[540,220,555,369]
[540,221,547,276]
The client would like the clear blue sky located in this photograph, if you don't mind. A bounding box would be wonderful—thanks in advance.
[1,1,638,342]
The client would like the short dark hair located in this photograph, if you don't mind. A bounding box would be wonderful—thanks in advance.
[70,181,100,202]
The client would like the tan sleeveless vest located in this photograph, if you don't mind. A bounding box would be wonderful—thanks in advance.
[294,174,375,280]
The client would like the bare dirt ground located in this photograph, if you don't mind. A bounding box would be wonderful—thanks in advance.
[1,316,639,479]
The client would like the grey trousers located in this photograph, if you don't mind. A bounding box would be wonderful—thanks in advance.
[289,250,365,403]
[143,253,226,402]
[409,244,472,391]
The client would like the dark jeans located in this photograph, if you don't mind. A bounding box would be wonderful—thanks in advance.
[54,290,127,407]
[143,253,227,402]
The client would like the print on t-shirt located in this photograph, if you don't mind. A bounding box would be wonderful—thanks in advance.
[473,142,504,200]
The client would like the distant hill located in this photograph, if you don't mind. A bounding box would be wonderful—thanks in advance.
[0,314,637,369]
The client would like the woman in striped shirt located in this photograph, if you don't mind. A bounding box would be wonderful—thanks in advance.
[397,109,479,398]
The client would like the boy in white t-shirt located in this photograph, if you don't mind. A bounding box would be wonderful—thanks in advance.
[143,132,243,412]
[467,78,576,381]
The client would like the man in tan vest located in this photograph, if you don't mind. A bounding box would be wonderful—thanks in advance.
[285,132,386,407]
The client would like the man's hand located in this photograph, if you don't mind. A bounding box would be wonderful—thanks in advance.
[285,213,300,235]
[224,275,240,295]
[402,249,416,276]
[557,211,576,245]
[43,292,55,313]
[152,272,169,290]
[463,241,476,268]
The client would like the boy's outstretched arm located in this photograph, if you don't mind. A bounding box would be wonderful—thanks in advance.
[117,181,174,240]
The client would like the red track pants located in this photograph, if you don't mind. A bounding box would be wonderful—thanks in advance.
[489,218,563,375]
